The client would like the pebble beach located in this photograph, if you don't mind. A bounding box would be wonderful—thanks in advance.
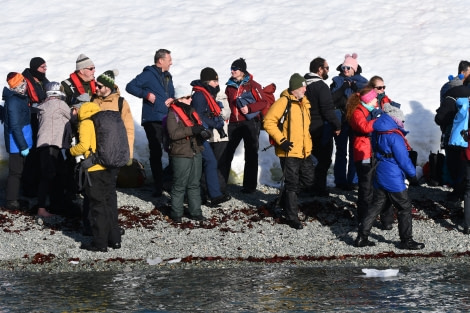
[1,181,470,273]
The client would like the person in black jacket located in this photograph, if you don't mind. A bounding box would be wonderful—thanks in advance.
[435,76,470,201]
[304,57,341,196]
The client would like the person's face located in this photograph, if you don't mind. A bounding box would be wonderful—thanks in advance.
[95,82,110,97]
[367,97,378,107]
[37,63,47,74]
[208,79,219,88]
[158,54,173,72]
[373,80,386,94]
[320,62,329,80]
[462,67,470,80]
[292,86,307,99]
[78,66,95,82]
[230,67,244,81]
[341,65,355,77]
[178,95,192,105]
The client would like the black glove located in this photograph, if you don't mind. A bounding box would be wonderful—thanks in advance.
[350,81,358,92]
[191,125,205,135]
[341,81,350,90]
[279,138,293,152]
[370,108,383,119]
[408,176,419,186]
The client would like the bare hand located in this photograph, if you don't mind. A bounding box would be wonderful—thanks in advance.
[240,106,249,114]
[335,130,341,136]
[148,93,156,104]
[165,98,174,107]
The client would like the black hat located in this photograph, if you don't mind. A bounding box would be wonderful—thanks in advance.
[200,67,218,82]
[30,57,46,70]
[231,58,247,73]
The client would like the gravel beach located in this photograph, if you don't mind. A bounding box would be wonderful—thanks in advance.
[1,181,470,272]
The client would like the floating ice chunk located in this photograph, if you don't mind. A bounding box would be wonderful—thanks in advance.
[362,268,399,277]
[69,260,79,265]
[146,257,163,265]
[167,258,182,264]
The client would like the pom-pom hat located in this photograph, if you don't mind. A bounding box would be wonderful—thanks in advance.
[97,69,119,89]
[342,53,359,72]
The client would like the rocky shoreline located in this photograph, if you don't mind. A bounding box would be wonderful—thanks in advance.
[1,182,470,272]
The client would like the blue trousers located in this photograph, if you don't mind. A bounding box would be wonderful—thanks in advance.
[201,141,223,199]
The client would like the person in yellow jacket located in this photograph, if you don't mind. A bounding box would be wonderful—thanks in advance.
[263,73,314,230]
[68,101,121,252]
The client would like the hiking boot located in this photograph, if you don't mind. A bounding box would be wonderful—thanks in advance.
[381,223,393,231]
[464,227,470,235]
[355,235,376,247]
[288,220,303,230]
[210,194,231,207]
[241,188,256,194]
[399,238,425,250]
[189,215,207,222]
[80,243,107,252]
[5,200,29,211]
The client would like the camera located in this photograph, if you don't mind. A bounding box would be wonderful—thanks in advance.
[199,128,213,140]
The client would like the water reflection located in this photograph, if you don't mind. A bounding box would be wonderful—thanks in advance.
[0,264,470,312]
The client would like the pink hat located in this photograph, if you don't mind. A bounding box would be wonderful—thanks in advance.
[342,53,358,72]
[360,89,377,104]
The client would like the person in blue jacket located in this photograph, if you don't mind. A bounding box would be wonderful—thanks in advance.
[190,67,231,207]
[126,49,175,197]
[330,53,368,191]
[355,103,425,250]
[2,72,33,211]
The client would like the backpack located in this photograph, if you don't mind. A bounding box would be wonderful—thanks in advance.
[90,109,130,168]
[260,83,277,120]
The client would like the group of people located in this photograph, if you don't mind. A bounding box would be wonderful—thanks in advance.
[2,49,432,252]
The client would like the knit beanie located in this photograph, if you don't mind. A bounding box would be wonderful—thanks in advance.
[30,57,46,70]
[289,73,306,91]
[72,93,91,110]
[383,103,405,126]
[6,72,24,89]
[76,53,94,71]
[97,69,119,89]
[342,53,359,72]
[360,89,377,104]
[231,58,247,73]
[200,67,218,81]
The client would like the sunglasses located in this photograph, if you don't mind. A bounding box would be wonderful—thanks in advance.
[374,86,386,90]
[96,84,105,89]
[85,67,95,71]
[231,66,241,71]
[341,66,352,71]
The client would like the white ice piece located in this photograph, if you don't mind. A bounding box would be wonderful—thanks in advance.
[362,268,399,277]
[146,257,163,265]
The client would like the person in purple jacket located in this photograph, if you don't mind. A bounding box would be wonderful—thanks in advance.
[355,103,425,250]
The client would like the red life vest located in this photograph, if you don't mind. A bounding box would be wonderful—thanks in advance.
[69,72,96,95]
[25,78,40,104]
[192,85,221,116]
[169,103,203,126]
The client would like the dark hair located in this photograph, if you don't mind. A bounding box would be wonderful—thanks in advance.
[367,75,384,88]
[309,57,326,73]
[458,60,470,74]
[345,86,375,122]
[154,49,171,64]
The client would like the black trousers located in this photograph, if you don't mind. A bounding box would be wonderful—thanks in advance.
[359,188,412,241]
[221,119,260,190]
[311,126,333,191]
[37,146,66,209]
[6,153,25,202]
[143,121,164,192]
[85,168,121,249]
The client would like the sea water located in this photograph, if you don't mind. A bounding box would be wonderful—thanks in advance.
[0,263,469,312]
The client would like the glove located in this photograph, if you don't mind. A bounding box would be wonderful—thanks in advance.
[20,148,29,157]
[341,81,350,91]
[408,176,419,186]
[191,125,205,135]
[126,159,133,166]
[350,81,358,92]
[370,108,383,119]
[279,138,293,152]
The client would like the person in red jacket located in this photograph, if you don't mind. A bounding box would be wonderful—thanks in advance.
[346,86,382,226]
[221,58,267,193]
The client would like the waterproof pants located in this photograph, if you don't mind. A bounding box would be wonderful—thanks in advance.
[143,121,164,193]
[359,188,412,241]
[311,125,334,192]
[6,153,25,202]
[222,119,260,191]
[171,153,203,219]
[334,120,357,186]
[85,168,121,249]
[280,156,315,222]
[201,141,223,199]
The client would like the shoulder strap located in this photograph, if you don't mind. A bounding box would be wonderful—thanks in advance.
[118,96,123,113]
